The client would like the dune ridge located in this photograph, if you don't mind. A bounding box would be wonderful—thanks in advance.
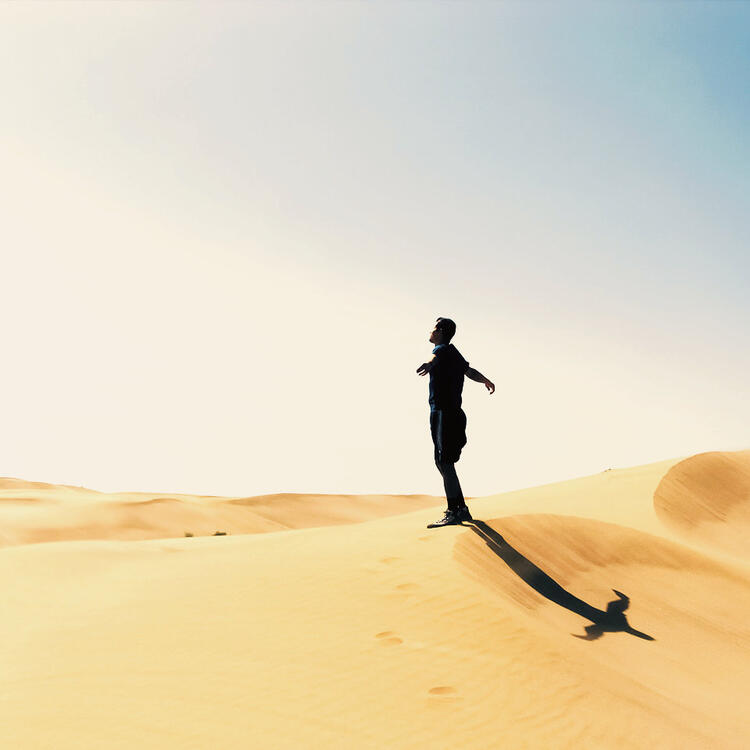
[0,482,444,547]
[2,451,749,749]
[653,450,750,559]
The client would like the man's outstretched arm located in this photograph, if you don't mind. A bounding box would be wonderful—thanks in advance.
[466,367,495,394]
[417,349,444,376]
[416,354,436,376]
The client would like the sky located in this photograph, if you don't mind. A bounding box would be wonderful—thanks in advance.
[2,1,748,498]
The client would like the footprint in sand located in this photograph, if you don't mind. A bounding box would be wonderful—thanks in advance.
[428,686,458,697]
[379,556,401,564]
[418,536,433,542]
[375,631,403,646]
[395,583,419,591]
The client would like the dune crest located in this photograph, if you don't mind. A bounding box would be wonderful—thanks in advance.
[0,477,82,491]
[653,450,750,559]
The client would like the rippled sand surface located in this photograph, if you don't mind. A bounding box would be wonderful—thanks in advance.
[2,451,749,749]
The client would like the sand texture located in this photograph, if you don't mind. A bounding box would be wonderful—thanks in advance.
[2,451,749,749]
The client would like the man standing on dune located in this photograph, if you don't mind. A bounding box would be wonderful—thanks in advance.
[417,317,495,528]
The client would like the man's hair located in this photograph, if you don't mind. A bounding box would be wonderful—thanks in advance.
[435,317,456,343]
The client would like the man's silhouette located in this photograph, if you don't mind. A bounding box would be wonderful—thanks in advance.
[417,317,495,527]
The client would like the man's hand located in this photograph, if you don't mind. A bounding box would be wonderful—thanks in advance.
[484,378,495,395]
[416,361,435,376]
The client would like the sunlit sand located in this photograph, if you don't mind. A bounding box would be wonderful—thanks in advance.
[2,451,749,748]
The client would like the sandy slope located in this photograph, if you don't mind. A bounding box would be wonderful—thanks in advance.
[2,452,749,749]
[654,450,750,560]
[0,483,444,546]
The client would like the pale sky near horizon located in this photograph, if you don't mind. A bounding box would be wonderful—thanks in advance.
[2,1,748,498]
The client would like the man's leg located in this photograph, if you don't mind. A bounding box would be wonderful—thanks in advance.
[430,411,446,507]
[435,459,465,512]
[428,410,471,527]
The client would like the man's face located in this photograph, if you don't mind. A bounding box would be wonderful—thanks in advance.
[429,324,443,345]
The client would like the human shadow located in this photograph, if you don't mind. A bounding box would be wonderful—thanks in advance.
[464,519,655,641]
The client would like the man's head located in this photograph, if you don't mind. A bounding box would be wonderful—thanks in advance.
[429,317,456,345]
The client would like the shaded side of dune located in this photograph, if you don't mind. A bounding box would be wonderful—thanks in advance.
[653,450,750,559]
[454,513,750,615]
[453,512,750,744]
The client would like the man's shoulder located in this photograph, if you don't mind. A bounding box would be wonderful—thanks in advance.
[448,345,469,370]
[433,344,468,367]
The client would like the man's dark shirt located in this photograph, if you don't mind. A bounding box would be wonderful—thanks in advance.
[428,344,470,412]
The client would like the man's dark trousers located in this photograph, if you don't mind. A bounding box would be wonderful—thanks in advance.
[430,408,467,512]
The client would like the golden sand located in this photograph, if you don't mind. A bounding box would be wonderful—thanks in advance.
[2,451,748,748]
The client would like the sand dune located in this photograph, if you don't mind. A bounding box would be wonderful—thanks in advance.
[654,450,750,559]
[0,477,82,490]
[0,483,444,547]
[2,451,749,748]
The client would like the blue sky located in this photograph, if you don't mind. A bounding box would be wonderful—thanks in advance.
[2,2,748,496]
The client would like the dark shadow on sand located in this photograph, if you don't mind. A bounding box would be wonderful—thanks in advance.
[464,519,655,641]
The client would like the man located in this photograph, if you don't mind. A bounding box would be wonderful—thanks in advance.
[416,317,495,528]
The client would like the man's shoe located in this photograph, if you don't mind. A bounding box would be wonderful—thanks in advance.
[454,505,473,523]
[427,510,460,528]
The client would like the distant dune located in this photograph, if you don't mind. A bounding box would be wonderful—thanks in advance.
[0,477,85,491]
[2,451,749,749]
[0,483,444,546]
